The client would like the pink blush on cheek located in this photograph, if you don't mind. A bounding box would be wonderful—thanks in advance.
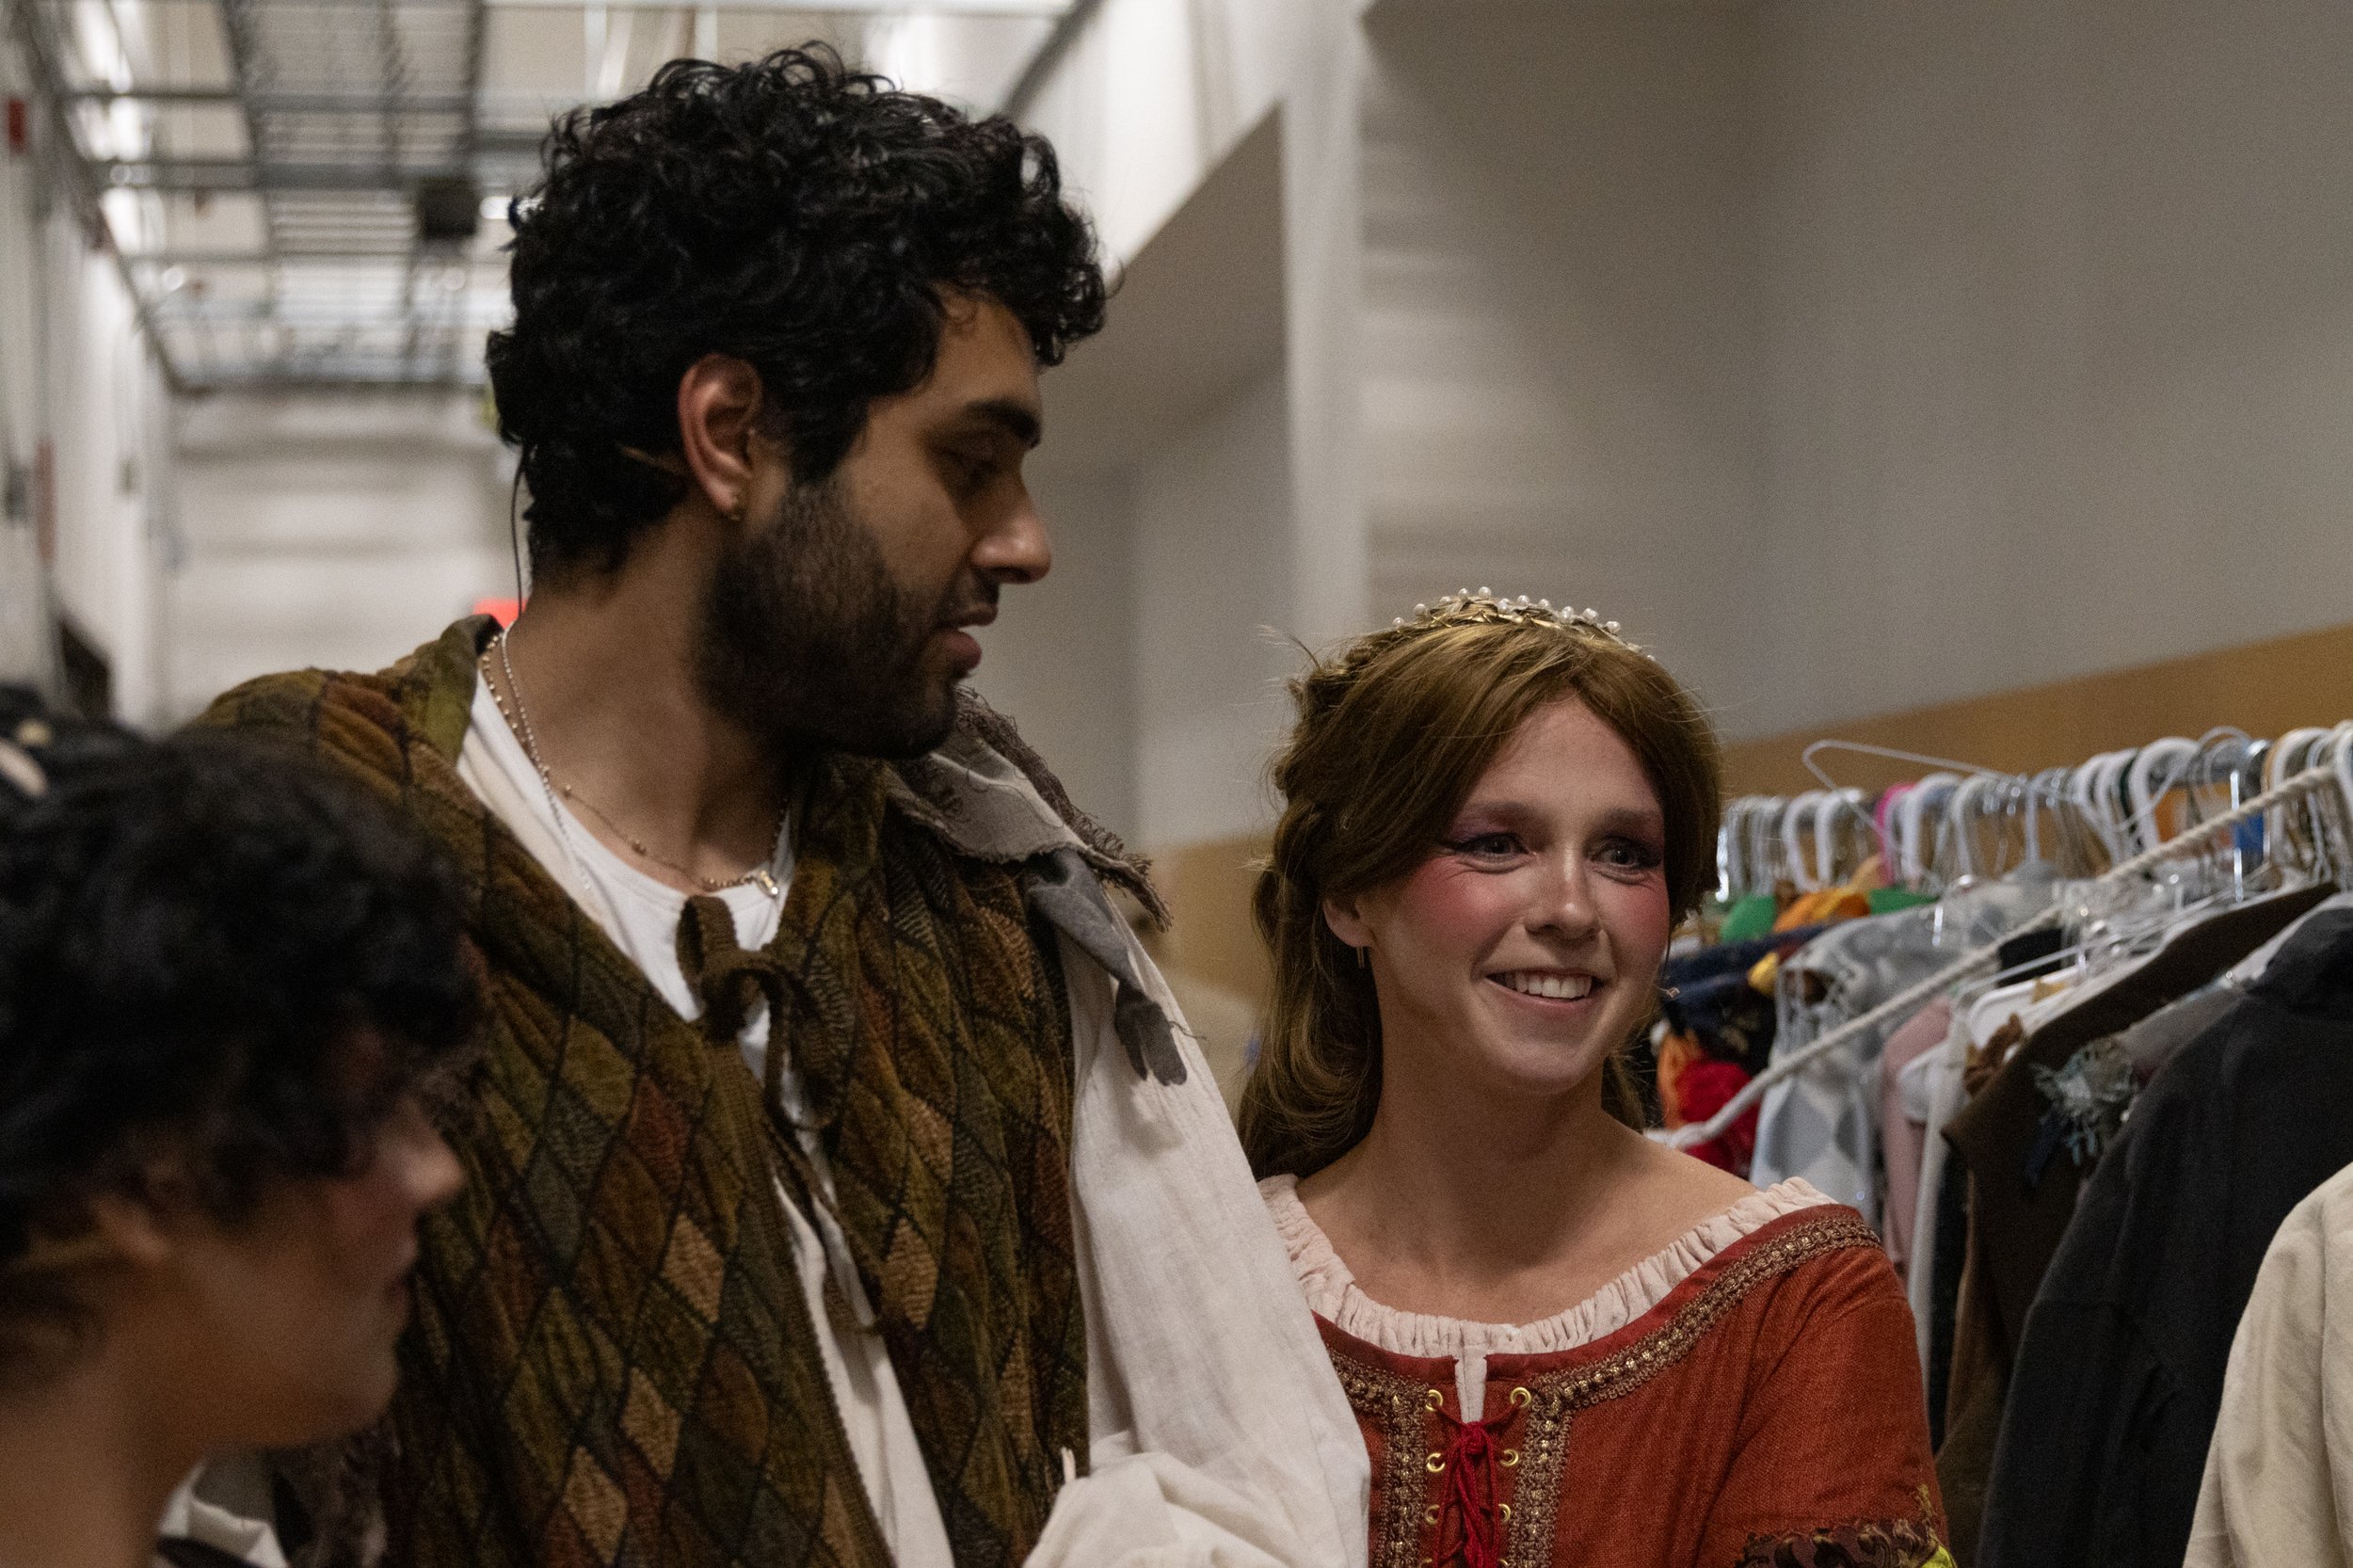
[1388,856,1525,939]
[1613,884,1675,963]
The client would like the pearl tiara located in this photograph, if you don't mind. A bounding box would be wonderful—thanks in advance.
[1392,587,1645,655]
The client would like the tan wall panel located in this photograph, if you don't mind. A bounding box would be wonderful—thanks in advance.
[1145,833,1276,1018]
[1720,621,2353,798]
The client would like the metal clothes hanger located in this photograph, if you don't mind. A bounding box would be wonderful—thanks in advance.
[2124,737,2200,855]
[1813,787,1871,888]
[1718,796,1764,903]
[1902,774,1963,890]
[1747,798,1785,896]
[1781,790,1826,893]
[2071,744,2146,856]
[2265,728,2338,885]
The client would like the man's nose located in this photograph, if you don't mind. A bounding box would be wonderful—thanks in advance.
[974,488,1051,585]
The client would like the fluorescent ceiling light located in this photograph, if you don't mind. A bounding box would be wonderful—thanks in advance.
[482,0,1068,12]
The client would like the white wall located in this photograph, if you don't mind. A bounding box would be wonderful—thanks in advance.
[972,466,1139,839]
[986,366,1294,852]
[982,352,1298,852]
[1020,0,1306,267]
[0,26,178,721]
[164,392,513,721]
[1353,0,2353,746]
[1750,0,2353,738]
[1358,3,1764,728]
[44,236,175,724]
[1131,364,1295,845]
[988,102,1296,852]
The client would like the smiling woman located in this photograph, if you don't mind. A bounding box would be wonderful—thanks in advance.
[1242,594,1953,1568]
[1242,591,1721,1172]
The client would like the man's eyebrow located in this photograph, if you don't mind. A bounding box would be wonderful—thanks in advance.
[961,398,1042,448]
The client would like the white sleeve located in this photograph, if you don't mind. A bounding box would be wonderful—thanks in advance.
[161,1469,289,1568]
[2185,1163,2353,1568]
[1027,1452,1309,1568]
[1029,931,1367,1568]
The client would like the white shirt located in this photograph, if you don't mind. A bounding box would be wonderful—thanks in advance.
[456,681,957,1564]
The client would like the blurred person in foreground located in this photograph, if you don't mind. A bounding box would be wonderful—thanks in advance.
[1243,594,1949,1568]
[199,44,1362,1568]
[0,696,470,1568]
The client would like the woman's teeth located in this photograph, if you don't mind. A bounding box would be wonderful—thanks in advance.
[1498,971,1594,1000]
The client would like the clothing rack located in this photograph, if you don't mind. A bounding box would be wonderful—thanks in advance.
[1667,757,2352,1152]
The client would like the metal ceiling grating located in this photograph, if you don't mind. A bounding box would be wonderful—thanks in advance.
[11,0,1077,390]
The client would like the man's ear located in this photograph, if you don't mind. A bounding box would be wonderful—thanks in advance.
[1321,894,1372,954]
[675,353,769,522]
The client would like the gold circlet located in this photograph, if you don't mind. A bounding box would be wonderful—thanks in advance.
[480,632,785,898]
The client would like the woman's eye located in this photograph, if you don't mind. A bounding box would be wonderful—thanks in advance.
[1597,839,1665,872]
[1444,832,1523,859]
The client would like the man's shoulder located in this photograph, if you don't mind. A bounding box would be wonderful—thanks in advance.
[196,663,392,733]
[890,691,1161,920]
[189,618,489,772]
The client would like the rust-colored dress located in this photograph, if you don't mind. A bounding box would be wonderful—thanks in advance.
[1262,1176,1950,1568]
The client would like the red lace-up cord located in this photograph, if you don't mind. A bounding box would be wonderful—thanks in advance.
[1434,1409,1510,1568]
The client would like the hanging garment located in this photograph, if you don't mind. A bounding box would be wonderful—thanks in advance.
[1661,972,1779,1071]
[1899,1005,1973,1390]
[1718,892,1780,944]
[1753,883,2050,1224]
[1879,998,1954,1280]
[2184,1158,2353,1568]
[1260,1177,1951,1568]
[1974,907,2353,1568]
[1776,885,1874,932]
[1658,1046,1760,1173]
[1652,926,1835,1176]
[1662,923,1837,998]
[1937,885,2334,1558]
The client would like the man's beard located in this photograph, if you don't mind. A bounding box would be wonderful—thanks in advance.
[695,476,973,760]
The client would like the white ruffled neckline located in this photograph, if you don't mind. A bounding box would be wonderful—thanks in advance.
[1260,1172,1834,1361]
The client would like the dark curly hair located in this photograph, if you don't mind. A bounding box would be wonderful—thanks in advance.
[0,690,477,1366]
[487,44,1108,578]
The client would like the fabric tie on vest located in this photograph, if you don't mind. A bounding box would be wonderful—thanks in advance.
[677,893,782,1052]
[675,891,875,1332]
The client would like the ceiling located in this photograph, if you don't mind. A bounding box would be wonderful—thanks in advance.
[15,0,1079,391]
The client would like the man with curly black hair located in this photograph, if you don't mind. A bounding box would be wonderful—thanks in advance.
[0,694,470,1568]
[200,44,1363,1568]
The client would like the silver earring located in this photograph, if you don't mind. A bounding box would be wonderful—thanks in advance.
[1356,945,1369,971]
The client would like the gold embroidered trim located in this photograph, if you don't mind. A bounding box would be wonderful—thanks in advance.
[1332,1352,1436,1568]
[1325,1212,1879,1568]
[1502,1382,1572,1565]
[1505,1210,1881,1568]
[1734,1515,1946,1567]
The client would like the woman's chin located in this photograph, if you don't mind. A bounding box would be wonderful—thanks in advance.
[1440,1037,1620,1105]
